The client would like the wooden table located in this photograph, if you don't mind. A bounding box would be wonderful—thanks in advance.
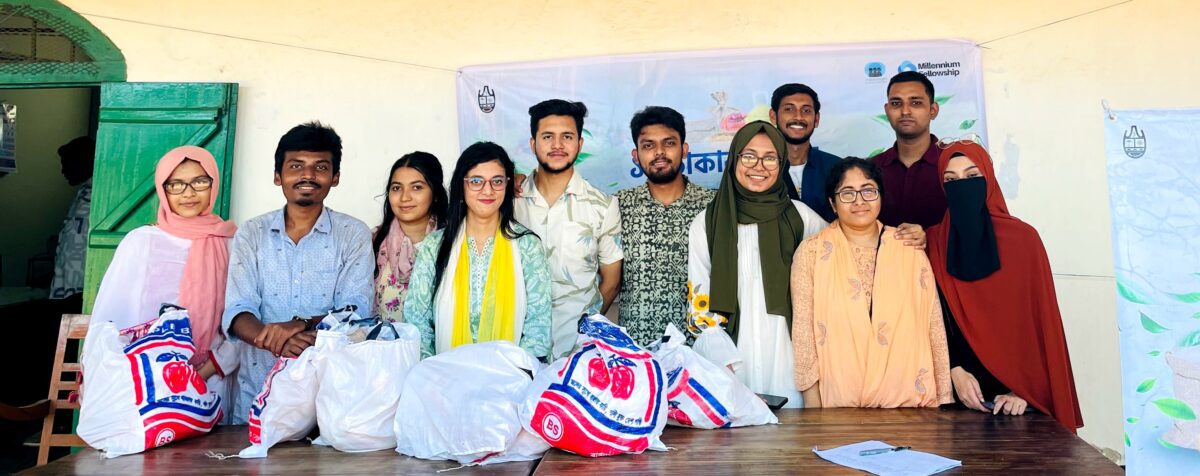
[21,408,1121,475]
[20,426,537,475]
[534,408,1122,475]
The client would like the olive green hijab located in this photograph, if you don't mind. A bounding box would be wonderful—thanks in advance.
[704,121,806,342]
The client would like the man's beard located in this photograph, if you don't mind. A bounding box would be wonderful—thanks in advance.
[781,123,812,145]
[295,198,315,207]
[639,160,681,184]
[537,155,574,174]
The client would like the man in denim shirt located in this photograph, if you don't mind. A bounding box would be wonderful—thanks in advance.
[222,122,374,423]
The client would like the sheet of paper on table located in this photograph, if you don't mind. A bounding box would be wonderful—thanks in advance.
[812,440,962,476]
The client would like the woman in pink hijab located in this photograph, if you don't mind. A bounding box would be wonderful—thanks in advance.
[91,145,239,402]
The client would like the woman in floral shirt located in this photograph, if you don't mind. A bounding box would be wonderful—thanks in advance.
[373,152,447,321]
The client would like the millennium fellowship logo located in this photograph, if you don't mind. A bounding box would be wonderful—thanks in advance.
[478,86,496,113]
[864,62,884,78]
[898,60,917,73]
[1123,125,1146,158]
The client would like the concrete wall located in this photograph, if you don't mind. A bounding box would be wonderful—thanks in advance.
[0,87,92,287]
[61,0,1200,460]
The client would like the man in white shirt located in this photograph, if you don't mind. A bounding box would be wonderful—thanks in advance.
[514,99,623,358]
[49,137,95,303]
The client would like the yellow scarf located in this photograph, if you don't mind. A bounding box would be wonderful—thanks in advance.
[450,228,516,348]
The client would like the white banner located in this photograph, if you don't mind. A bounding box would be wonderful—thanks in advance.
[457,39,986,193]
[1107,109,1200,472]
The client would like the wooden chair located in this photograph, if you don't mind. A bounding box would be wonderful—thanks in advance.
[37,313,90,465]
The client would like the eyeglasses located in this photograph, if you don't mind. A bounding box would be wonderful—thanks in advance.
[835,188,881,203]
[738,153,781,170]
[464,176,509,191]
[162,176,213,195]
[937,133,984,150]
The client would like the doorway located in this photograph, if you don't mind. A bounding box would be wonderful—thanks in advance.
[0,1,124,471]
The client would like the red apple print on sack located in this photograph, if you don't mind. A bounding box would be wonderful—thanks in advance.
[609,354,638,398]
[588,357,610,390]
[158,352,191,393]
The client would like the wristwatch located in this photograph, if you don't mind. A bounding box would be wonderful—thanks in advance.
[291,315,316,332]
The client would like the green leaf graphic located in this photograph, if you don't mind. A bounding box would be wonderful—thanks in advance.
[872,114,891,127]
[1137,379,1156,393]
[935,95,954,105]
[1158,437,1179,449]
[582,128,593,139]
[1148,350,1162,356]
[1151,398,1197,421]
[1141,312,1170,334]
[1171,292,1200,303]
[1127,417,1140,424]
[1193,312,1200,320]
[867,147,886,158]
[1181,330,1200,347]
[1125,432,1131,447]
[1117,277,1151,304]
[574,152,592,165]
[959,119,977,130]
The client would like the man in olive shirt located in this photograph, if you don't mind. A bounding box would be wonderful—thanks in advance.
[614,106,715,346]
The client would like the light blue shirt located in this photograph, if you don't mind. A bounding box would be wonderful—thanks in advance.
[222,206,373,423]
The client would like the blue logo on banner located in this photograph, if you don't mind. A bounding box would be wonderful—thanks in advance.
[864,62,884,78]
[898,61,917,73]
[1123,125,1146,158]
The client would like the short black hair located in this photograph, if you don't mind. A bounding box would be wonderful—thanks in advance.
[771,83,821,114]
[528,99,587,137]
[887,71,935,101]
[825,157,885,203]
[629,106,686,145]
[274,121,343,175]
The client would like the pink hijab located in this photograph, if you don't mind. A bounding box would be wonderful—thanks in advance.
[154,146,237,364]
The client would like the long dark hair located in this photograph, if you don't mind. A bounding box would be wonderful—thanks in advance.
[433,142,533,293]
[372,151,448,276]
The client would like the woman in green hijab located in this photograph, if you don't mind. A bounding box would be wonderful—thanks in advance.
[686,121,828,408]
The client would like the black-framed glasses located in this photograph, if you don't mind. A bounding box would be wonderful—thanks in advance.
[737,153,781,170]
[835,188,880,203]
[465,176,508,191]
[936,133,983,150]
[162,176,213,195]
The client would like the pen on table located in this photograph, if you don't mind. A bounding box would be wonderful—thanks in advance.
[859,446,911,456]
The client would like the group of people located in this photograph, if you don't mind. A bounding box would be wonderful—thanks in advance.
[90,70,1083,434]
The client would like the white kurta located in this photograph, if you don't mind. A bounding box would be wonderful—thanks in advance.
[91,225,239,418]
[687,201,827,409]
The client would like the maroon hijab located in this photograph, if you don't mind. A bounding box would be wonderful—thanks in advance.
[927,142,1083,432]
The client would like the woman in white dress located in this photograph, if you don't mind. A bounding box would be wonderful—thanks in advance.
[686,121,826,408]
[90,145,239,416]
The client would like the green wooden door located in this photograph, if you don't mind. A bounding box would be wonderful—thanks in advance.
[82,82,238,312]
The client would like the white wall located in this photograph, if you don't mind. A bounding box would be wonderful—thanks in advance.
[62,0,1200,460]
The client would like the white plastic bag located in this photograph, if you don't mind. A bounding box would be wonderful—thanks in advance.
[237,347,323,458]
[691,325,744,373]
[521,315,667,457]
[312,321,421,452]
[237,306,363,458]
[652,323,777,429]
[394,341,549,466]
[78,307,222,458]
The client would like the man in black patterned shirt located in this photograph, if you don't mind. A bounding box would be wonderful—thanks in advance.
[613,106,716,347]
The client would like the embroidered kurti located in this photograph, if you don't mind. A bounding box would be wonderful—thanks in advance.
[374,220,434,321]
[614,181,714,347]
[791,224,952,408]
[403,226,553,359]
